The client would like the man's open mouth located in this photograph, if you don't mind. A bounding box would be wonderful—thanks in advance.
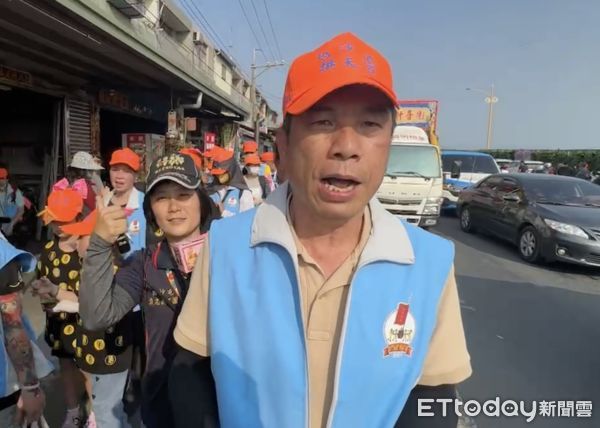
[321,176,360,193]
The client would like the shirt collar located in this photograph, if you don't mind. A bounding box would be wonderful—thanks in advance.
[154,240,177,271]
[251,182,415,266]
[103,188,140,209]
[126,188,140,210]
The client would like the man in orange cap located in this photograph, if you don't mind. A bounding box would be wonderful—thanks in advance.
[0,167,25,238]
[105,148,146,256]
[175,33,470,427]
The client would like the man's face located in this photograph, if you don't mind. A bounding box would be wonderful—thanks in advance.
[110,164,136,193]
[278,85,393,223]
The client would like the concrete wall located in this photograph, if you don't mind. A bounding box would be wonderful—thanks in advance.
[61,0,252,114]
[213,55,233,95]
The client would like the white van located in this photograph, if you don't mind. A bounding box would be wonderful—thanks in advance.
[376,126,443,228]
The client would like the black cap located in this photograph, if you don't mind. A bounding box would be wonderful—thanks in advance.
[146,153,200,193]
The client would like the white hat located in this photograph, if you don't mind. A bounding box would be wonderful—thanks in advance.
[70,152,104,170]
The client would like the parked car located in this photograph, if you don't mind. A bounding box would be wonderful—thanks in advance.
[457,174,600,267]
[494,158,512,173]
[441,151,500,211]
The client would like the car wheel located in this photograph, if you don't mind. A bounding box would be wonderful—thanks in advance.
[459,206,476,233]
[518,226,542,263]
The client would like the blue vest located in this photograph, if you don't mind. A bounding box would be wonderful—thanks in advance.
[208,209,454,428]
[210,187,244,216]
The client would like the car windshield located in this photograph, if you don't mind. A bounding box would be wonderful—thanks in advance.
[524,179,600,206]
[442,154,500,174]
[386,145,441,178]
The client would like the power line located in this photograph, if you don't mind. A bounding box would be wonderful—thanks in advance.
[178,0,253,84]
[236,0,266,61]
[181,0,230,57]
[120,0,247,99]
[262,0,282,60]
[249,0,275,62]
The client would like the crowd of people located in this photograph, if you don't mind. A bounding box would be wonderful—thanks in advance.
[1,32,471,428]
[0,143,280,427]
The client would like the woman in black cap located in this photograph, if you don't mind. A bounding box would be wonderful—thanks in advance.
[78,153,220,428]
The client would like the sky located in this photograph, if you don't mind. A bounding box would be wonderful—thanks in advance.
[176,0,600,150]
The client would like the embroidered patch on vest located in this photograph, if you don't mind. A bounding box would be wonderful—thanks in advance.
[383,303,414,357]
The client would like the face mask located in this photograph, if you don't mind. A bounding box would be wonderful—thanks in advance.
[248,166,260,175]
[171,234,206,273]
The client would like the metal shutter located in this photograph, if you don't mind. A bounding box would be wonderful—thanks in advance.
[64,97,92,168]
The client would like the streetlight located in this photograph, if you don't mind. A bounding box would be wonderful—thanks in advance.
[466,85,498,150]
[250,48,285,145]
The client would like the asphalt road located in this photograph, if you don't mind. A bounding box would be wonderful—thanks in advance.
[435,215,600,428]
[20,216,600,427]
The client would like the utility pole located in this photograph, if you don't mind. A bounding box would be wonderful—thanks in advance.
[250,48,285,146]
[484,84,497,150]
[466,85,498,150]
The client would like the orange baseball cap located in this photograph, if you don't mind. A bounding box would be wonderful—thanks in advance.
[179,148,203,169]
[283,32,397,116]
[60,209,98,236]
[210,147,234,175]
[110,148,141,172]
[260,152,275,162]
[0,168,7,179]
[244,154,261,166]
[211,147,234,163]
[38,188,84,225]
[243,141,258,154]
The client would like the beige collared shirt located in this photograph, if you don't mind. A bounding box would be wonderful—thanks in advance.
[174,183,472,427]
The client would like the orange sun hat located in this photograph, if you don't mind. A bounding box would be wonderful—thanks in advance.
[60,209,98,236]
[38,188,84,225]
[0,168,8,179]
[282,32,397,116]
